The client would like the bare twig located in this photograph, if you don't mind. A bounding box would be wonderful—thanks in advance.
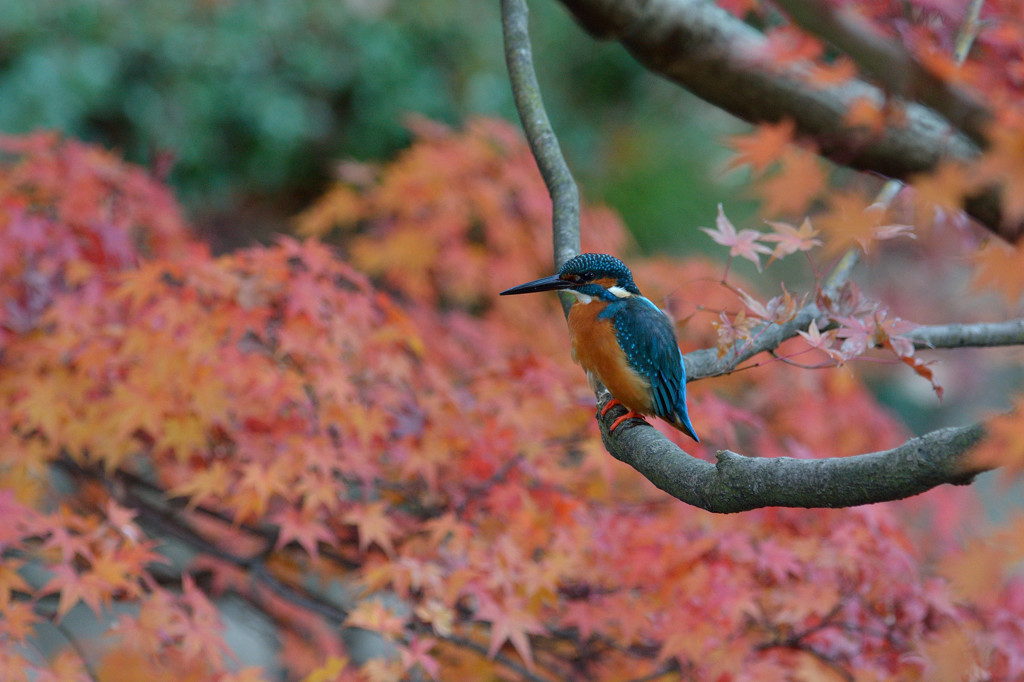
[685,249,858,380]
[954,0,986,65]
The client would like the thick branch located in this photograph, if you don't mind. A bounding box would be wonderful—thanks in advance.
[555,0,1022,241]
[773,0,991,146]
[597,410,988,512]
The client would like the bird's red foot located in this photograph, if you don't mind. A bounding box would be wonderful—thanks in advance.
[599,398,623,417]
[609,409,645,433]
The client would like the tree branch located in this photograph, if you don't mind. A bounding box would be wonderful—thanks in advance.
[55,457,554,682]
[500,0,1012,510]
[501,0,581,302]
[687,313,1024,382]
[772,0,991,146]
[685,249,859,380]
[908,318,1024,349]
[597,414,987,513]
[554,0,1023,242]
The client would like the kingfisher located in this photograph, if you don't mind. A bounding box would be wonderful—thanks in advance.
[500,253,699,442]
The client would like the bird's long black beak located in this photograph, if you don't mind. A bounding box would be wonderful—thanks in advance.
[499,274,572,296]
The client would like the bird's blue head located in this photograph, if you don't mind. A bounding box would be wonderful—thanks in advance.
[499,253,641,301]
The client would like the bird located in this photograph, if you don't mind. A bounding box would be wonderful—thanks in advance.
[500,253,698,442]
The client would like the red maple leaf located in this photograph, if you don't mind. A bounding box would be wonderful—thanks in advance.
[474,595,546,670]
[343,502,398,556]
[272,506,334,557]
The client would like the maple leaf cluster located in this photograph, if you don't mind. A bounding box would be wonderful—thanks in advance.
[696,204,952,400]
[0,132,200,348]
[2,121,1024,680]
[719,0,1024,301]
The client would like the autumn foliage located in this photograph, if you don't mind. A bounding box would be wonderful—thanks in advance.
[0,108,1022,681]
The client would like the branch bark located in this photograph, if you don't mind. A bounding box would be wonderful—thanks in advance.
[597,410,988,513]
[772,0,991,146]
[502,0,581,311]
[554,0,1023,242]
[908,318,1024,349]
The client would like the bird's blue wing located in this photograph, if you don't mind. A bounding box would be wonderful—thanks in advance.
[604,296,699,441]
[606,297,683,416]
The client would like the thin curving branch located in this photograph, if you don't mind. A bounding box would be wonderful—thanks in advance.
[688,312,1024,382]
[501,0,581,295]
[685,250,860,380]
[554,0,1022,242]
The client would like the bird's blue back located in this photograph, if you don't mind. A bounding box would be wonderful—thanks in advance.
[599,295,698,441]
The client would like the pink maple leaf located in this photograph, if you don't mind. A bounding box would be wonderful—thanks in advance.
[700,204,771,270]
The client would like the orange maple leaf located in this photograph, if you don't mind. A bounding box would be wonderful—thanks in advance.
[755,147,827,217]
[806,56,858,87]
[347,599,409,639]
[0,601,39,642]
[475,595,546,670]
[843,97,886,136]
[815,190,910,258]
[272,506,334,557]
[972,239,1024,307]
[40,564,104,620]
[725,120,795,175]
[762,217,822,261]
[758,25,823,65]
[969,397,1024,474]
[302,656,350,682]
[343,502,398,556]
[911,160,975,226]
[975,126,1024,223]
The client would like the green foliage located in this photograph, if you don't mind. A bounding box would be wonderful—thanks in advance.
[0,0,467,201]
[0,0,742,251]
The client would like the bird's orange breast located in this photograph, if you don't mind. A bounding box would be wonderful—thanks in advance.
[568,301,653,414]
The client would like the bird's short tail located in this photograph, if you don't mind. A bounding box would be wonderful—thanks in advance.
[667,408,700,443]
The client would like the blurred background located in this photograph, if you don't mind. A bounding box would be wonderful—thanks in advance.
[5,0,1024,675]
[0,0,749,252]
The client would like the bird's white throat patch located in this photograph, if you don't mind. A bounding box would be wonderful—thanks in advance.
[607,286,633,299]
[565,289,593,304]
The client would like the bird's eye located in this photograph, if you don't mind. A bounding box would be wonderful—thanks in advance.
[581,271,594,280]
